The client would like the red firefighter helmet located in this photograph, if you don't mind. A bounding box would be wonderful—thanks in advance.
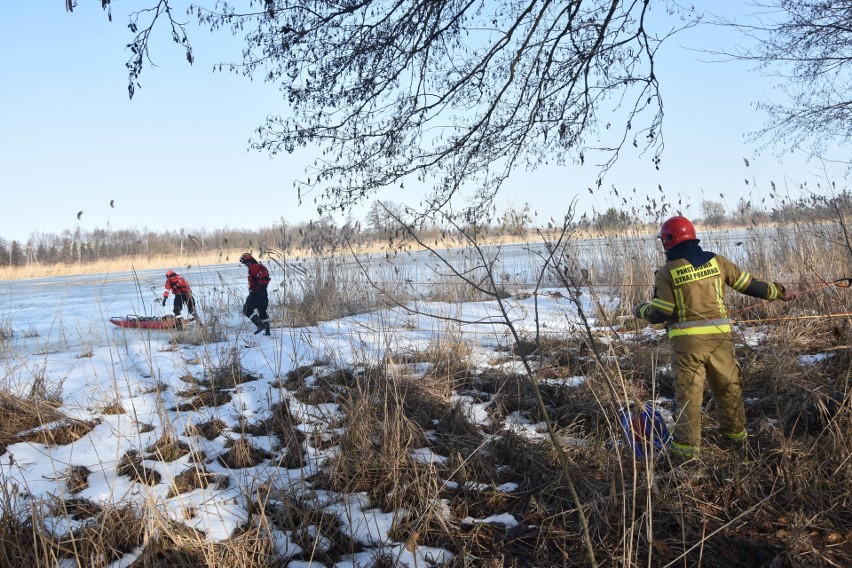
[166,270,177,278]
[239,253,255,265]
[658,216,697,251]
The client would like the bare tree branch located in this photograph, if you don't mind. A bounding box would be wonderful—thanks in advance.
[711,1,852,161]
[82,1,696,216]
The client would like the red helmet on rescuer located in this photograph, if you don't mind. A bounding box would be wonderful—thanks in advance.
[166,270,177,278]
[658,216,697,251]
[239,253,255,265]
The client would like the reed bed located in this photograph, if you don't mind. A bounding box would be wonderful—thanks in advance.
[0,214,850,568]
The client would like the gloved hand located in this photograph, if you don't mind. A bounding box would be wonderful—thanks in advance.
[778,284,797,301]
[162,298,167,307]
[632,303,647,319]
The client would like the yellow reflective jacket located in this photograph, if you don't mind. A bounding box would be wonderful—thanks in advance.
[638,253,785,339]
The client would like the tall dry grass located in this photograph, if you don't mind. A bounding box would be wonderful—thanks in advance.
[1,211,850,567]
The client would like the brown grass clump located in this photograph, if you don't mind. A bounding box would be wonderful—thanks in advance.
[400,377,453,430]
[439,432,591,564]
[117,450,162,486]
[54,505,147,565]
[145,431,191,462]
[51,497,103,520]
[460,364,615,436]
[480,430,563,492]
[264,490,362,564]
[64,466,92,494]
[218,436,272,469]
[289,384,334,406]
[280,363,315,389]
[130,546,208,567]
[171,320,228,346]
[208,348,261,388]
[18,418,98,447]
[0,391,65,453]
[167,465,219,498]
[241,402,306,469]
[0,492,40,566]
[100,400,126,415]
[184,418,228,440]
[283,366,357,405]
[175,390,233,412]
[245,399,293,433]
[314,370,447,534]
[174,384,206,398]
[421,335,474,384]
[316,368,358,390]
[317,363,545,558]
[119,519,209,566]
[213,525,284,567]
[431,400,484,457]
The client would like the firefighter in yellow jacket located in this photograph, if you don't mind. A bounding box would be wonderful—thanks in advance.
[633,216,796,459]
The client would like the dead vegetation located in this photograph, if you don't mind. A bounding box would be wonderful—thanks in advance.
[0,319,849,566]
[0,216,850,567]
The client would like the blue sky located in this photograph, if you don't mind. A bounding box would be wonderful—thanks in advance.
[0,2,844,243]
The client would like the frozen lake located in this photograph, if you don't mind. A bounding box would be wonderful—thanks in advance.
[0,227,756,354]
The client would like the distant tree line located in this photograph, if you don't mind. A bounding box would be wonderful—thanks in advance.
[0,200,543,268]
[5,191,842,268]
[0,222,373,268]
[0,226,266,268]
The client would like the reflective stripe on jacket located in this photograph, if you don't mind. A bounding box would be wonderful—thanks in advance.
[644,254,780,339]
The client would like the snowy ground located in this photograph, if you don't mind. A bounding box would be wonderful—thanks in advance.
[0,262,616,567]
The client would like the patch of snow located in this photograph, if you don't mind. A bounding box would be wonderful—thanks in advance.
[504,411,548,439]
[540,375,586,387]
[411,447,447,465]
[798,352,833,365]
[462,512,520,529]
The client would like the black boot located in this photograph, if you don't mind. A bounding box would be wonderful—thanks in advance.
[175,315,183,330]
[262,319,271,336]
[251,315,264,335]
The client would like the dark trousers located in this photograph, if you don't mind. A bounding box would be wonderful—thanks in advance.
[173,293,196,317]
[243,289,269,321]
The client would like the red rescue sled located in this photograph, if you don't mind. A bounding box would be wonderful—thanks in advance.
[109,315,192,329]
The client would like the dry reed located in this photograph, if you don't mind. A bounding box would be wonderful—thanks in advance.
[1,214,850,567]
